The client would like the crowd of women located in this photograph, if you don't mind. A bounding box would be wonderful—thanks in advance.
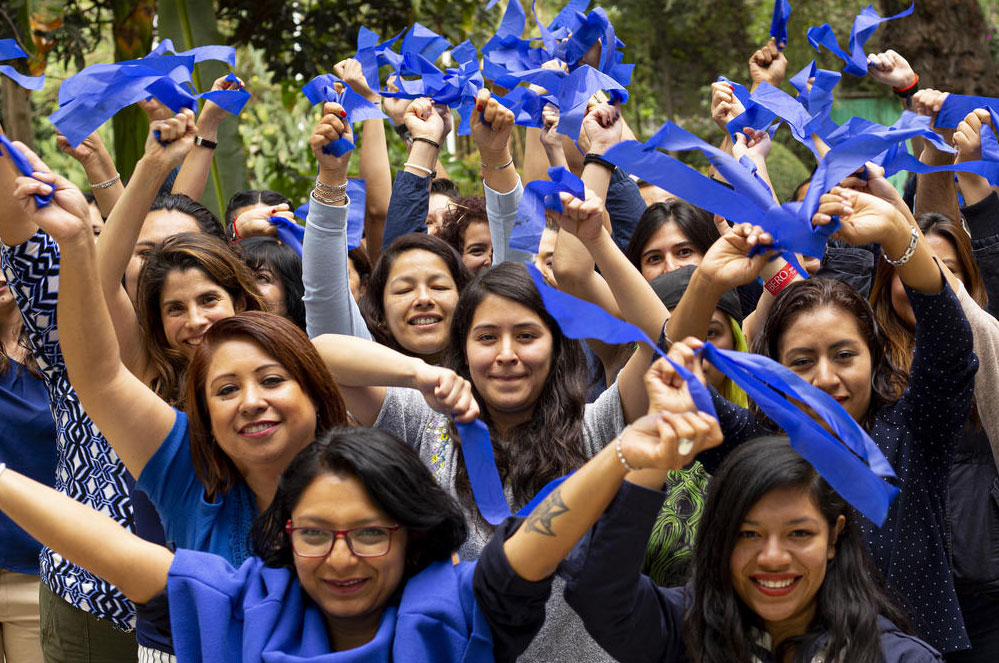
[0,5,998,663]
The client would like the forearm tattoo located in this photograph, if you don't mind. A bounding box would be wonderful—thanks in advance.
[523,486,570,537]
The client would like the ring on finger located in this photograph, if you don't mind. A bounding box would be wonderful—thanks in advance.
[677,437,695,455]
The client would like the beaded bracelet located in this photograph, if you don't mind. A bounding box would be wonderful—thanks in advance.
[614,428,639,472]
[89,173,121,190]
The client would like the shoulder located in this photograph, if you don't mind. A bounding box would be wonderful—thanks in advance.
[877,618,943,663]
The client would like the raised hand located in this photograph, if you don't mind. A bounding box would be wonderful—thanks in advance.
[954,108,993,163]
[837,161,908,215]
[137,98,173,124]
[710,81,746,132]
[749,38,787,89]
[731,127,771,162]
[910,88,950,127]
[696,223,775,290]
[813,186,907,247]
[470,88,515,166]
[56,131,108,167]
[617,408,723,473]
[403,97,445,144]
[333,58,379,103]
[382,76,411,127]
[866,50,916,90]
[581,101,623,155]
[233,203,296,239]
[308,101,353,179]
[197,74,244,134]
[142,108,197,172]
[552,189,606,243]
[413,364,480,423]
[8,143,91,243]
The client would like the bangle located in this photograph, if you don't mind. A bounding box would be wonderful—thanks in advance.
[583,152,615,171]
[232,216,243,241]
[765,262,799,297]
[615,429,639,472]
[884,225,919,267]
[193,136,217,150]
[311,189,347,205]
[411,136,440,150]
[404,162,435,177]
[480,156,514,171]
[314,179,347,196]
[892,73,919,94]
[89,173,120,190]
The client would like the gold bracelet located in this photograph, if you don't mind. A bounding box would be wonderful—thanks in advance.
[89,173,121,190]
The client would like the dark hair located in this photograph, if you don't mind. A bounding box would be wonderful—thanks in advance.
[623,200,720,272]
[685,436,910,663]
[360,234,471,357]
[436,195,488,254]
[150,194,226,241]
[0,324,40,379]
[251,426,467,576]
[429,178,460,199]
[348,247,372,282]
[234,237,306,332]
[186,311,348,500]
[445,262,589,506]
[83,190,97,205]
[751,277,904,427]
[224,189,292,236]
[137,233,267,403]
[870,212,987,378]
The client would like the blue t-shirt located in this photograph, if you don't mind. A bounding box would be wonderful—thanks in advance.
[167,549,494,663]
[136,409,258,566]
[0,359,58,573]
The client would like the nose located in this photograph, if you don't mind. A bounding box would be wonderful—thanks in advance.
[186,305,210,330]
[662,255,679,273]
[495,333,518,364]
[239,381,267,415]
[413,283,433,308]
[324,534,357,569]
[812,357,840,393]
[757,534,792,569]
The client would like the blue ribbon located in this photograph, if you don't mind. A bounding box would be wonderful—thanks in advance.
[510,166,584,253]
[806,3,914,77]
[200,72,250,115]
[0,134,52,207]
[51,43,244,147]
[935,94,999,129]
[302,74,387,156]
[353,27,404,95]
[770,0,791,48]
[270,216,305,256]
[293,178,366,251]
[698,344,897,525]
[0,38,45,90]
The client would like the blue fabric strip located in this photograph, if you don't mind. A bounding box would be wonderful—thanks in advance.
[0,39,27,60]
[346,179,366,251]
[770,0,791,47]
[936,94,999,129]
[0,135,52,207]
[510,166,584,253]
[806,3,914,77]
[301,74,387,156]
[0,38,45,90]
[453,419,512,525]
[270,216,305,256]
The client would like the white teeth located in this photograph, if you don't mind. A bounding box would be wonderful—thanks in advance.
[410,317,440,325]
[757,578,795,589]
[242,423,273,434]
[186,338,203,346]
[331,578,364,586]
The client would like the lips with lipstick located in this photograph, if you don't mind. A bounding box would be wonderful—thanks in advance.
[751,574,801,596]
[240,421,279,437]
[323,577,369,594]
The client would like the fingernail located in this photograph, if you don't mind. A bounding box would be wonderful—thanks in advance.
[477,103,484,111]
[340,110,347,117]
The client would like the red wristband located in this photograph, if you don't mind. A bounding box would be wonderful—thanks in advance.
[765,263,799,297]
[231,216,242,241]
[892,73,919,94]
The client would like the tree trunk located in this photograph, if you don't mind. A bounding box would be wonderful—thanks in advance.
[112,0,155,181]
[0,78,35,149]
[879,0,999,95]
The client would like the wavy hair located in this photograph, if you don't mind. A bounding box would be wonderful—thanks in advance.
[137,233,267,403]
[234,237,306,332]
[436,195,488,254]
[751,277,904,428]
[252,426,467,575]
[185,311,347,500]
[445,262,589,507]
[359,233,472,357]
[685,436,910,663]
[870,212,987,378]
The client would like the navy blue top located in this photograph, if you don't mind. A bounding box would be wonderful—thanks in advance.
[696,281,977,654]
[561,481,943,663]
[383,170,432,248]
[0,359,58,573]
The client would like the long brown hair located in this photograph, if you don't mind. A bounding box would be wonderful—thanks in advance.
[870,213,987,378]
[136,233,266,403]
[185,311,348,500]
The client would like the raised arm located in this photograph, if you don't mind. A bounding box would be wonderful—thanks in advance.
[0,122,39,246]
[97,109,196,379]
[953,108,996,208]
[335,59,390,263]
[311,333,478,427]
[172,75,240,201]
[0,465,172,604]
[500,356,721,581]
[908,89,962,223]
[8,144,178,479]
[56,131,123,216]
[301,101,368,339]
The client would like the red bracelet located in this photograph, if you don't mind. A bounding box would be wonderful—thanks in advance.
[232,216,243,241]
[892,73,919,94]
[765,263,799,297]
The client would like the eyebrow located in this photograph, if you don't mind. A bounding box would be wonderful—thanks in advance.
[785,339,857,354]
[471,322,543,332]
[743,517,820,526]
[295,515,383,527]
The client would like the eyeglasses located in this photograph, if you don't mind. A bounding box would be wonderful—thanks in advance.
[285,521,401,558]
